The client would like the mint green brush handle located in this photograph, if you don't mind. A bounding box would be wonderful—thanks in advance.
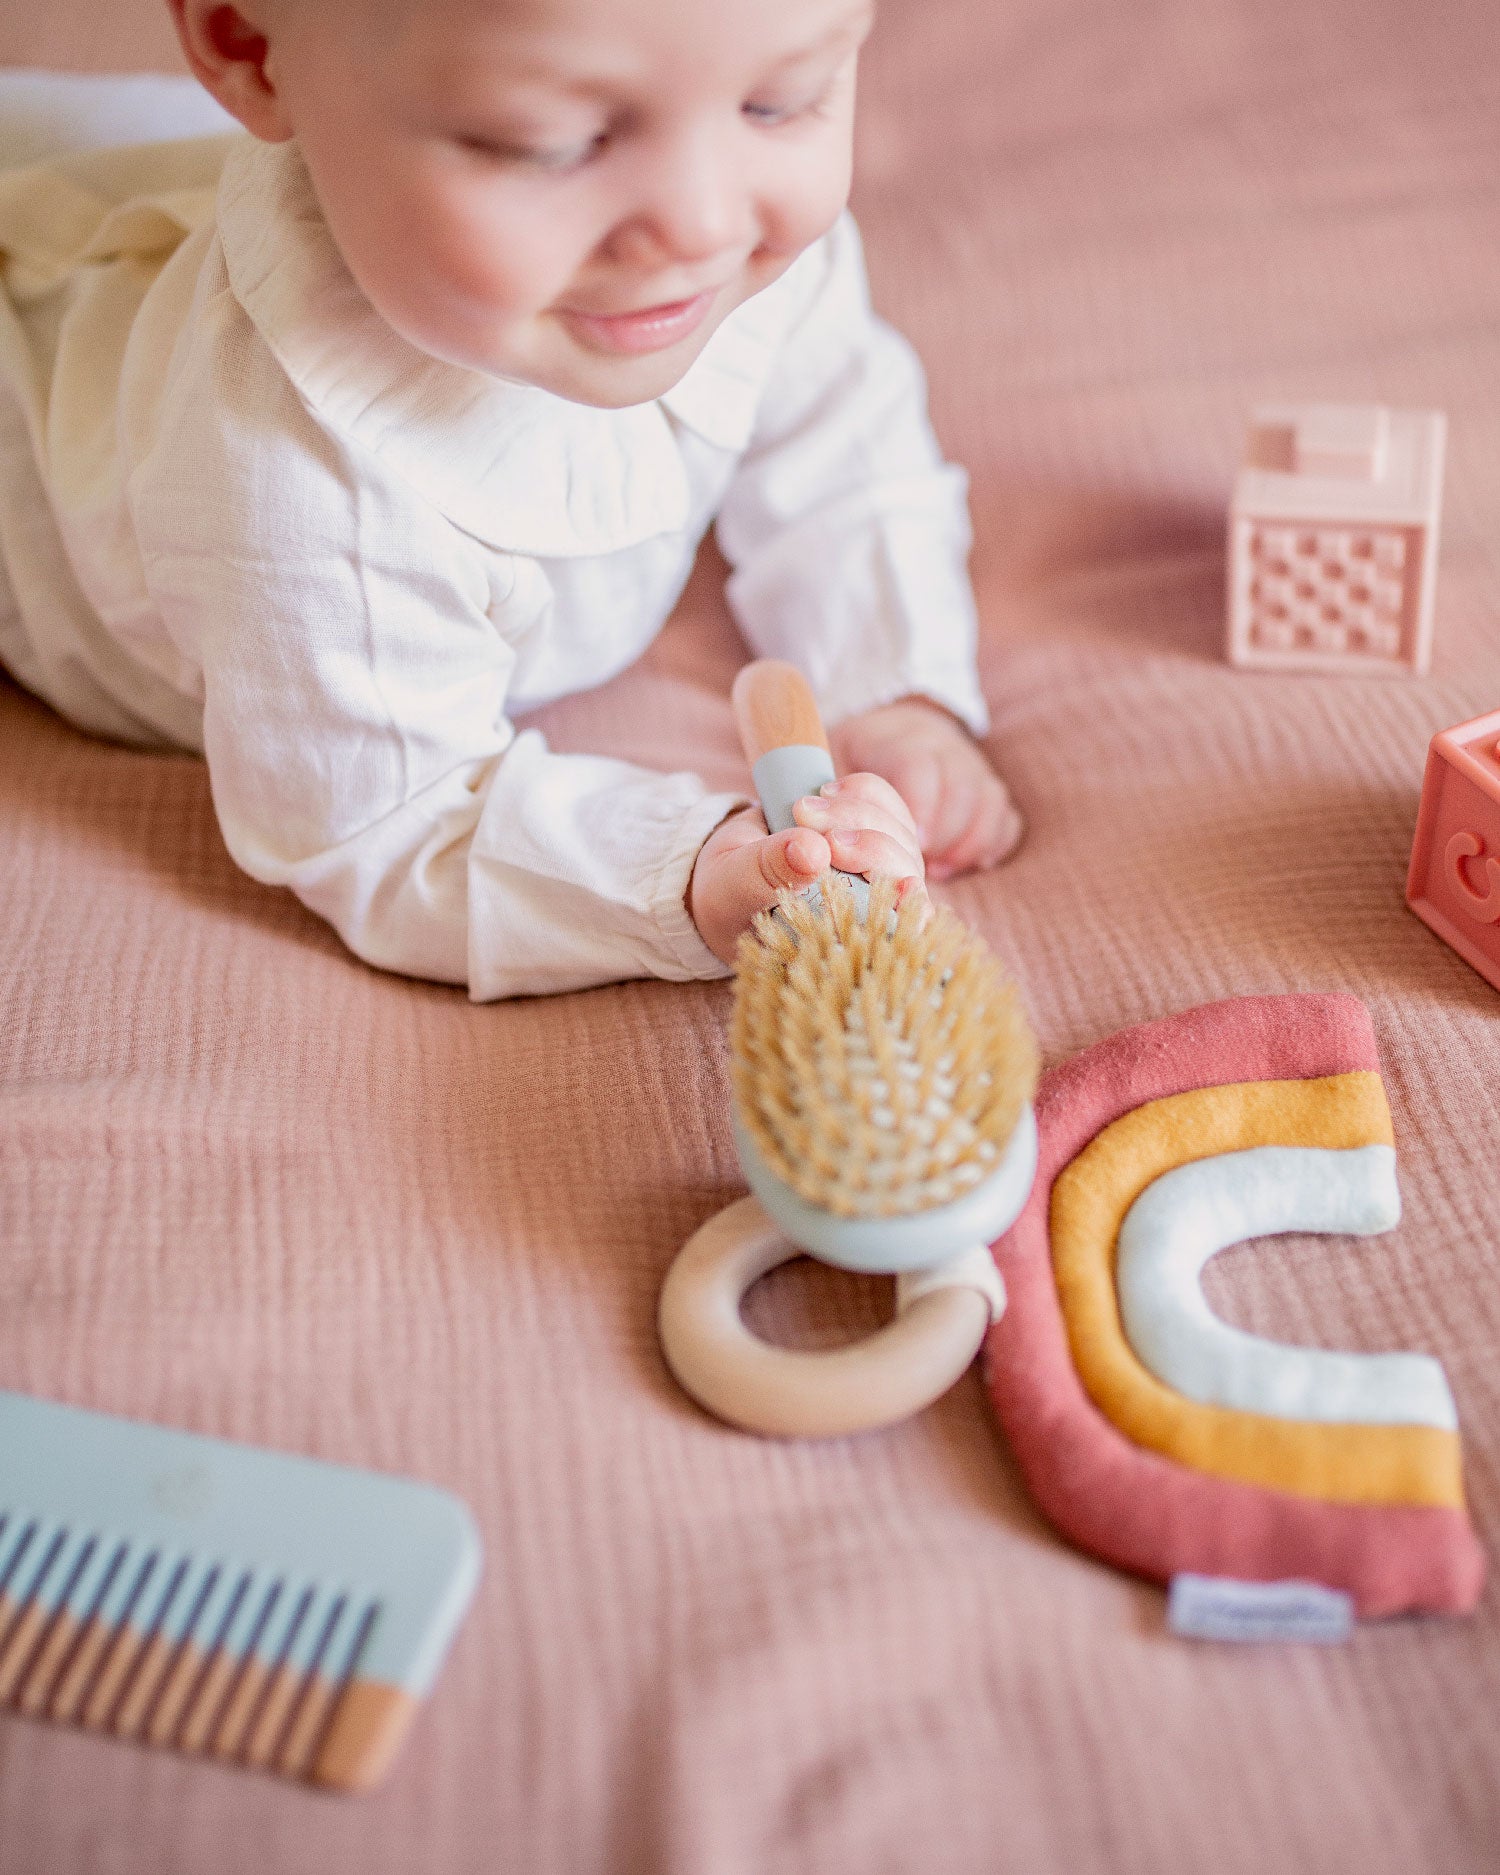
[731,659,870,920]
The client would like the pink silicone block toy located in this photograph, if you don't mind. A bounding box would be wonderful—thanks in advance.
[1228,403,1446,676]
[1406,708,1500,990]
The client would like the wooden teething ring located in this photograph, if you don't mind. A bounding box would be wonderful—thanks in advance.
[658,1197,995,1438]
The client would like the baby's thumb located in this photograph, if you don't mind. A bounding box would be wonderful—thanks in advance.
[738,826,828,921]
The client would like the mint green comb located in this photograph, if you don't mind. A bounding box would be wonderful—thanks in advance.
[0,1390,480,1790]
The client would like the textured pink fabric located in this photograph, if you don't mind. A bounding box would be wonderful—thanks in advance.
[3,1,1500,1871]
[984,992,1485,1617]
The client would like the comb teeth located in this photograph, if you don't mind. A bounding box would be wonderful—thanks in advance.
[0,1508,382,1783]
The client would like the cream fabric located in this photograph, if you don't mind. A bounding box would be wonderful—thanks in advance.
[0,129,986,998]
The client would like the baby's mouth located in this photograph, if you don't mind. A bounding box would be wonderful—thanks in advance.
[555,288,719,357]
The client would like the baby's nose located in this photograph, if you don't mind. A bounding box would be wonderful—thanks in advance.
[611,128,755,270]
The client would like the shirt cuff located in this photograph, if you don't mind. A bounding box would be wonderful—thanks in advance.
[466,727,755,999]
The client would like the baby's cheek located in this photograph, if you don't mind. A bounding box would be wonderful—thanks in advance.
[355,188,585,376]
[409,184,573,317]
[760,159,852,270]
[758,74,858,259]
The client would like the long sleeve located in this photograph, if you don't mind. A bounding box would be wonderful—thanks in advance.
[133,290,740,1000]
[714,214,989,735]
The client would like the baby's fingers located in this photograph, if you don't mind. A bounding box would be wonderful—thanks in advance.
[817,771,922,842]
[860,751,944,848]
[792,788,920,859]
[928,783,1024,880]
[823,824,925,885]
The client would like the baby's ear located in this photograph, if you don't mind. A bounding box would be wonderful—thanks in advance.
[167,1,295,143]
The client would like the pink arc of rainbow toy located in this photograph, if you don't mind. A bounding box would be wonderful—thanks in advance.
[983,993,1483,1620]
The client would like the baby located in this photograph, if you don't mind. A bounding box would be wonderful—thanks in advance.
[0,0,1020,997]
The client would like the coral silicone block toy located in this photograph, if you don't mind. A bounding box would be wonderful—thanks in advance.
[1228,404,1446,676]
[1406,707,1500,990]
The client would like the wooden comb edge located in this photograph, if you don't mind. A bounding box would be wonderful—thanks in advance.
[0,1564,415,1790]
[309,1681,419,1791]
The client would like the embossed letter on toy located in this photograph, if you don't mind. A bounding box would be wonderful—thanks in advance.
[983,993,1483,1620]
[1407,707,1500,992]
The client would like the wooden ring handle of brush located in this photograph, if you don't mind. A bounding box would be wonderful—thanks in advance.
[659,1197,1002,1439]
[731,660,837,836]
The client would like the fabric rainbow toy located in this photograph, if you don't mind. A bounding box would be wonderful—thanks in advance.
[983,993,1483,1618]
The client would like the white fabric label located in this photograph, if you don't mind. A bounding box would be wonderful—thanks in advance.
[1167,1574,1355,1644]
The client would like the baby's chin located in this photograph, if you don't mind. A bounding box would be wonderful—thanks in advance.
[391,287,748,409]
[520,336,711,409]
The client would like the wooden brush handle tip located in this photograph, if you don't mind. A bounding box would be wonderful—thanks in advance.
[731,660,830,766]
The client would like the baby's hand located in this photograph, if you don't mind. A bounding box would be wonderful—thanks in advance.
[688,774,925,967]
[830,698,1022,882]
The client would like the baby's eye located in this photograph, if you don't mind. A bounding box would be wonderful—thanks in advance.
[742,88,831,129]
[457,132,608,174]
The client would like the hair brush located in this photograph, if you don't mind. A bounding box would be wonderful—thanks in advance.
[728,660,1039,1276]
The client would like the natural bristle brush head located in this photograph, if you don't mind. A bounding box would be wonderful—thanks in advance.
[732,871,1040,1229]
[725,659,1040,1274]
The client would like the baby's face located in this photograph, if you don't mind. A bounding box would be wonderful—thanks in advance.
[266,0,873,407]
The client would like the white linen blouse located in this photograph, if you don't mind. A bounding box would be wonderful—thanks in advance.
[0,133,987,998]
